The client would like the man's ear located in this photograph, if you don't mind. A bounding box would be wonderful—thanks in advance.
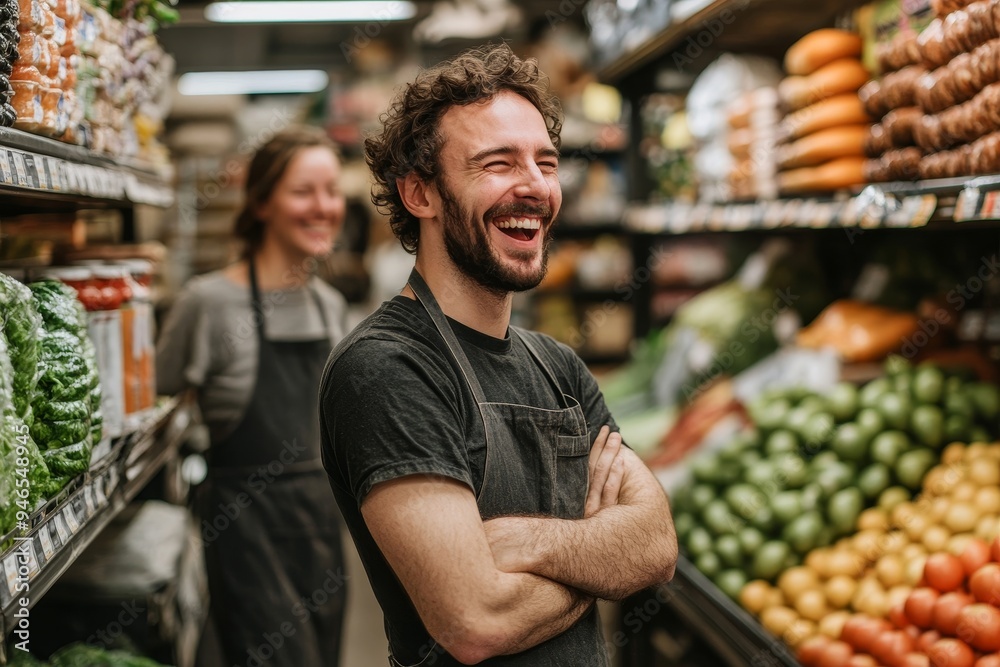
[397,173,438,220]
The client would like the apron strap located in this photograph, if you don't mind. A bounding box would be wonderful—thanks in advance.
[512,328,571,410]
[248,258,332,345]
[406,268,489,406]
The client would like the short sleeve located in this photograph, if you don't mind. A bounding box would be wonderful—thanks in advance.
[156,285,218,395]
[320,337,473,507]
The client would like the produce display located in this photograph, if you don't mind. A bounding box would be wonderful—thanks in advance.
[1,0,16,126]
[776,29,871,195]
[673,358,999,602]
[796,300,919,363]
[9,643,171,666]
[4,0,174,159]
[29,278,98,497]
[727,88,780,201]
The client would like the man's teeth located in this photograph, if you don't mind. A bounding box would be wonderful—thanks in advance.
[494,218,541,230]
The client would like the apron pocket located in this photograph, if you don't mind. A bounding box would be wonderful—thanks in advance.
[555,433,590,519]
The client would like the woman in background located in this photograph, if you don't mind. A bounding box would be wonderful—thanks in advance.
[158,126,348,666]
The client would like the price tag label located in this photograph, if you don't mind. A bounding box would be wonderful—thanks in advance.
[31,156,49,190]
[84,485,96,515]
[956,186,981,221]
[4,552,21,598]
[10,152,28,187]
[48,158,62,191]
[94,479,107,507]
[52,513,69,546]
[22,154,40,189]
[38,525,54,561]
[25,540,39,577]
[64,506,80,534]
[0,151,12,185]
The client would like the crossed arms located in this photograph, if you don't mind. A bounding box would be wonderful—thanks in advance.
[361,427,678,665]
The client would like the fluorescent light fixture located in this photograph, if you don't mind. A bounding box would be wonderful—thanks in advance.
[205,0,416,23]
[178,70,329,96]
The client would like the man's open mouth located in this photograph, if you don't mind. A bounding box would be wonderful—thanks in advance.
[493,217,541,242]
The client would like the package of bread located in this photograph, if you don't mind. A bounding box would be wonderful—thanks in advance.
[777,125,868,170]
[858,66,924,119]
[882,107,922,146]
[785,29,863,76]
[877,32,923,73]
[969,130,1000,173]
[919,19,950,68]
[778,93,871,141]
[932,0,976,17]
[865,123,892,157]
[915,81,1000,152]
[864,147,923,182]
[941,1,998,56]
[916,39,1000,114]
[779,59,871,111]
[778,156,866,194]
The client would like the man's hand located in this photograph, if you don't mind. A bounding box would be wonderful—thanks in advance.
[585,425,625,518]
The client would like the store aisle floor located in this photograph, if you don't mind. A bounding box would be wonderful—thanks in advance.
[341,527,388,667]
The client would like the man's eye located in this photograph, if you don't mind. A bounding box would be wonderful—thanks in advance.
[538,162,558,170]
[485,161,510,170]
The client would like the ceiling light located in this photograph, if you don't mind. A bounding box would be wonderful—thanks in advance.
[178,70,330,96]
[205,0,416,23]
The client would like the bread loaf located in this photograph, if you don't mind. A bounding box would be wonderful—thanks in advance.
[915,39,1000,114]
[778,125,869,170]
[778,156,867,194]
[785,29,864,76]
[914,81,1000,152]
[859,66,924,118]
[865,123,892,157]
[877,32,923,73]
[883,107,922,147]
[779,93,871,141]
[779,59,871,111]
[920,2,999,69]
[870,147,923,182]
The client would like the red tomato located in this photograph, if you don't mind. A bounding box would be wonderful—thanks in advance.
[842,616,882,652]
[927,638,975,667]
[918,630,943,653]
[934,592,975,636]
[908,588,942,630]
[874,631,917,666]
[970,564,1000,605]
[991,535,1000,562]
[798,635,832,667]
[956,604,1000,652]
[891,602,912,630]
[961,540,992,577]
[902,654,931,667]
[818,640,855,667]
[927,553,967,593]
[975,655,1000,667]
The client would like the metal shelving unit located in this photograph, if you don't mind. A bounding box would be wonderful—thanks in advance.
[0,396,192,663]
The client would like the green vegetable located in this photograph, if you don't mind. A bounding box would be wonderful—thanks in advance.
[831,423,869,462]
[827,487,864,535]
[913,366,945,404]
[910,404,944,448]
[695,551,722,579]
[782,510,823,554]
[49,642,171,666]
[895,448,936,491]
[715,534,743,568]
[826,383,859,421]
[42,442,91,476]
[752,541,791,580]
[30,420,90,449]
[0,274,42,421]
[34,400,89,423]
[714,569,748,600]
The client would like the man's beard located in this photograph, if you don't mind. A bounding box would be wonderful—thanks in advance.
[439,181,553,295]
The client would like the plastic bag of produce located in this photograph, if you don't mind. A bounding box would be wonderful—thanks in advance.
[49,642,170,667]
[29,419,89,449]
[30,280,84,334]
[34,399,89,423]
[42,440,90,476]
[3,414,49,512]
[0,273,42,421]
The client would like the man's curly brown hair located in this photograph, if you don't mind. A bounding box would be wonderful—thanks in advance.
[364,43,563,254]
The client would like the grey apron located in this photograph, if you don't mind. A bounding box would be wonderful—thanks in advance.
[383,269,609,667]
[200,260,345,667]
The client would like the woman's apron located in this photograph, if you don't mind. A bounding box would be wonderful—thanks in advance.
[201,260,345,667]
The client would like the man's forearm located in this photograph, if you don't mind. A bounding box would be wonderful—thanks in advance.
[486,451,677,601]
[477,572,594,659]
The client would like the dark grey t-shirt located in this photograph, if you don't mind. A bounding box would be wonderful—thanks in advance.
[319,295,617,666]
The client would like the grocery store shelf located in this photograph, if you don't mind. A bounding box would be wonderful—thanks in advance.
[0,395,193,654]
[0,127,174,210]
[598,0,866,82]
[661,557,799,667]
